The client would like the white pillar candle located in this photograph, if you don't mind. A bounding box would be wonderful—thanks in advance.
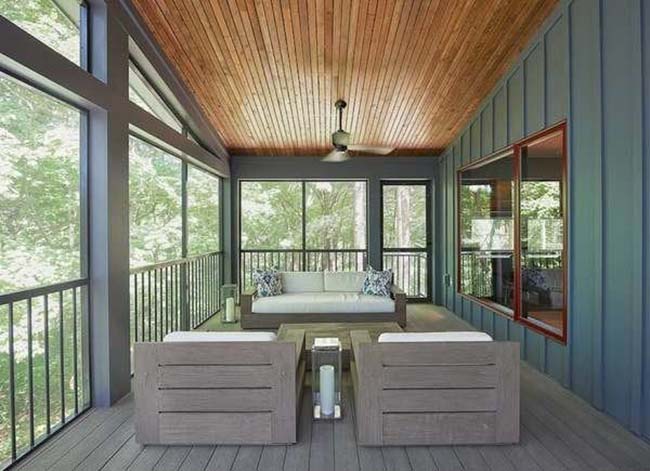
[225,297,235,322]
[319,364,335,416]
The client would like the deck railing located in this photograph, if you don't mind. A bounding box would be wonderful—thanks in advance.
[460,250,562,297]
[0,279,90,468]
[129,251,223,345]
[239,249,367,290]
[382,251,428,299]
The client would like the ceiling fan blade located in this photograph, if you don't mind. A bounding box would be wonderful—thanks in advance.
[347,144,394,155]
[322,149,351,162]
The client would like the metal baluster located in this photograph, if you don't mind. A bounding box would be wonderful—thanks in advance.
[27,298,35,446]
[58,291,65,422]
[73,288,79,414]
[165,266,170,336]
[133,275,138,342]
[8,303,17,460]
[141,272,146,342]
[43,294,50,434]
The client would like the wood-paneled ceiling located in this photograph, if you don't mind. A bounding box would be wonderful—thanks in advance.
[132,0,558,156]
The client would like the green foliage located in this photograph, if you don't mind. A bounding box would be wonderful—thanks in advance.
[240,181,303,249]
[129,137,182,267]
[382,185,427,248]
[0,0,80,65]
[0,69,87,464]
[240,181,369,251]
[306,181,366,249]
[187,166,220,255]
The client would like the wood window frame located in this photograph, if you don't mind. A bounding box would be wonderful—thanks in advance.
[456,120,568,343]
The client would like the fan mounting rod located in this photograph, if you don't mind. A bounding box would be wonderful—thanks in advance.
[335,99,347,131]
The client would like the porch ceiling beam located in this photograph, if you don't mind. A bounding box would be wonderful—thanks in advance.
[128,102,230,177]
[0,16,111,110]
[112,0,230,161]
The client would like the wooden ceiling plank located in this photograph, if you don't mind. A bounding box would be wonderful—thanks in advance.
[132,0,559,155]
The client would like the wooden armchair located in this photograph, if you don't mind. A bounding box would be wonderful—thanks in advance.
[134,329,306,445]
[350,330,519,445]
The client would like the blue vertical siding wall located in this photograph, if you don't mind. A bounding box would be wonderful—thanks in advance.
[435,0,650,439]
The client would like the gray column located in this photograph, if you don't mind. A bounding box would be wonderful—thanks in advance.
[368,176,382,269]
[88,2,131,406]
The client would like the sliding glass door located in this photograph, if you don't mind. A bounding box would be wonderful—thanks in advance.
[381,182,431,300]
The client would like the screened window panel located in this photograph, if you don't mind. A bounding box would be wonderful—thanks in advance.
[382,184,427,249]
[128,136,183,267]
[128,61,183,133]
[0,72,89,467]
[0,0,83,65]
[0,72,82,293]
[240,181,303,250]
[187,165,221,255]
[305,181,367,250]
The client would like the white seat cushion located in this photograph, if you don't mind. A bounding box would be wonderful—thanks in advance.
[163,331,277,342]
[280,271,324,293]
[252,292,395,314]
[377,331,493,343]
[323,271,366,292]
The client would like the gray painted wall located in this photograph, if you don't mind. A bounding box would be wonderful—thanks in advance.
[230,155,437,296]
[435,0,650,439]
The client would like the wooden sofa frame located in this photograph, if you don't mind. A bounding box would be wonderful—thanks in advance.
[134,329,306,445]
[350,330,520,446]
[240,284,406,329]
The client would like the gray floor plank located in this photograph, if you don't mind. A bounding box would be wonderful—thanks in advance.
[502,444,543,471]
[381,447,413,471]
[309,417,334,471]
[126,445,167,471]
[231,446,263,471]
[204,446,239,471]
[48,401,134,471]
[153,446,192,471]
[15,306,650,471]
[334,388,360,471]
[518,426,567,471]
[428,447,463,471]
[477,446,516,471]
[521,365,650,462]
[405,447,438,471]
[258,446,286,471]
[284,392,312,471]
[16,399,131,471]
[453,446,488,471]
[180,446,216,471]
[72,417,135,471]
[521,412,588,471]
[521,368,650,470]
[101,435,143,471]
[522,400,616,470]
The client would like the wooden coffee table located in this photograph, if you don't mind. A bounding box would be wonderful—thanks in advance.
[277,322,403,369]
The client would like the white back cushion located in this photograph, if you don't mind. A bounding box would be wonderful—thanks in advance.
[323,271,366,292]
[164,331,277,342]
[377,331,493,343]
[281,271,324,293]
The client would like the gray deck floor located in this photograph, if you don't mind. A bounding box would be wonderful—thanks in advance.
[15,305,650,471]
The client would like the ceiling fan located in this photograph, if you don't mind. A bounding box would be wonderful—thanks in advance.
[322,100,394,162]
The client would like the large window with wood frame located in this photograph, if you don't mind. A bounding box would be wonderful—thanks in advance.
[458,122,567,342]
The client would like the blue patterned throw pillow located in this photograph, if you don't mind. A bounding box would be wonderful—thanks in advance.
[362,266,392,297]
[253,268,282,297]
